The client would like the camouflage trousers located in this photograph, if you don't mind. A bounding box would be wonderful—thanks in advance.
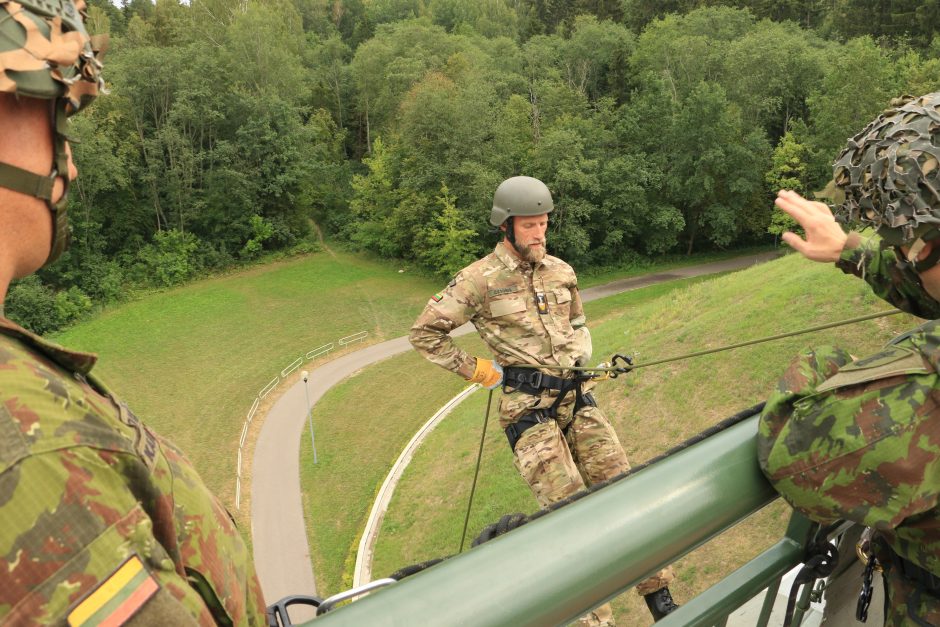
[881,564,940,626]
[501,391,675,626]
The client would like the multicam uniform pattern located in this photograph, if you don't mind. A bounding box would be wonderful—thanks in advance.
[0,317,266,625]
[760,247,940,625]
[409,242,674,621]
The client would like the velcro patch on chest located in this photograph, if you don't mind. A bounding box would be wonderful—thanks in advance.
[487,286,519,298]
[816,346,932,393]
[67,554,160,627]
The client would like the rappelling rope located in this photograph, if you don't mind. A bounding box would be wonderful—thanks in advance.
[389,402,765,580]
[390,307,905,581]
[510,308,904,377]
[458,389,493,553]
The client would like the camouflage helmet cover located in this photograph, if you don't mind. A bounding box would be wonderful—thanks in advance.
[0,0,105,113]
[0,0,105,265]
[490,176,554,227]
[832,92,940,247]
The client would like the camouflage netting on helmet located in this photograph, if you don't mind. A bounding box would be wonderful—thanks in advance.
[0,0,104,114]
[833,92,940,246]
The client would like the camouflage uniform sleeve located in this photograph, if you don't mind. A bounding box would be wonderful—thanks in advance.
[836,244,940,319]
[409,272,482,376]
[758,342,940,531]
[569,286,592,364]
[569,285,586,329]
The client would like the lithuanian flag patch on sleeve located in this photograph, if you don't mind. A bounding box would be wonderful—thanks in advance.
[432,292,444,302]
[68,554,159,627]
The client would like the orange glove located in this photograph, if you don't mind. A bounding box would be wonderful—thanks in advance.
[467,358,503,389]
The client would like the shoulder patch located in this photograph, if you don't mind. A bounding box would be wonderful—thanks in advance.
[816,346,932,393]
[431,292,444,303]
[68,554,159,627]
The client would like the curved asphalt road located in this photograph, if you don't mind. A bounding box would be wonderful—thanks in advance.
[250,251,779,608]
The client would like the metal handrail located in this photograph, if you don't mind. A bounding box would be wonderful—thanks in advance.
[308,414,817,626]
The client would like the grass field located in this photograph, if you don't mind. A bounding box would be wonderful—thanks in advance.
[52,249,442,507]
[300,252,917,625]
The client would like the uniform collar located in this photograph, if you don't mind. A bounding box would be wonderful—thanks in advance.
[0,316,98,374]
[495,241,549,272]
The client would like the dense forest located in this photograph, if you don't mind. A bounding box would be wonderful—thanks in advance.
[10,0,940,332]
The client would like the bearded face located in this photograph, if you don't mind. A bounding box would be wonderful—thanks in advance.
[505,214,549,264]
[514,238,547,263]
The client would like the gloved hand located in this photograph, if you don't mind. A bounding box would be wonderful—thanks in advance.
[467,358,503,389]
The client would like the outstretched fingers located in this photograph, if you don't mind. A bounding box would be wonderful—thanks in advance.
[774,190,846,263]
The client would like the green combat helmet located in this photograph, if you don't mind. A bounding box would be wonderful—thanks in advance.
[832,92,940,270]
[489,175,554,227]
[0,0,106,264]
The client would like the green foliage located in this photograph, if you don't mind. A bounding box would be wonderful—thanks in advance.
[241,215,275,259]
[416,185,480,277]
[133,230,202,287]
[45,0,940,319]
[766,131,808,237]
[6,277,93,335]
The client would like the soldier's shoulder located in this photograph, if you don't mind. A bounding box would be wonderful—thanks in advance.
[455,254,501,283]
[542,254,576,275]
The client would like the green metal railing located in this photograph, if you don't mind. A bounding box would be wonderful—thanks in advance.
[304,414,833,626]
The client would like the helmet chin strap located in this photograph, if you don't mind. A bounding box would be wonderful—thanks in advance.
[504,216,521,255]
[0,100,71,264]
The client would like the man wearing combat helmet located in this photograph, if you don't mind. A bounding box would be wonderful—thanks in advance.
[0,1,266,623]
[758,92,940,625]
[409,176,679,623]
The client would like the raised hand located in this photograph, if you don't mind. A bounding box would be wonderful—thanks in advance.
[775,189,848,262]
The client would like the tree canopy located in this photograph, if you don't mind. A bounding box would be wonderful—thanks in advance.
[11,0,940,332]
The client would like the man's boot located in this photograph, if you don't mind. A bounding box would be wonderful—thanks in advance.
[643,587,679,621]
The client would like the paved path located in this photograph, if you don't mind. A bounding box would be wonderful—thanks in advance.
[250,251,779,607]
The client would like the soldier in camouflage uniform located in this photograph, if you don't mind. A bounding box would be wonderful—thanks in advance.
[409,176,678,624]
[0,1,266,624]
[758,92,940,625]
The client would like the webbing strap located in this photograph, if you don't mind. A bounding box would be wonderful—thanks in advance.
[0,161,54,200]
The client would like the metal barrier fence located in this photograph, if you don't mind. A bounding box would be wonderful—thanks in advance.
[234,332,367,510]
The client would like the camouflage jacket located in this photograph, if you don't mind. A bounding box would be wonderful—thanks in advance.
[836,242,940,319]
[758,322,940,579]
[0,317,266,625]
[409,242,591,377]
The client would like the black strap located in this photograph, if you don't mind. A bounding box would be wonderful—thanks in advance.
[783,527,840,627]
[503,367,570,395]
[503,366,594,419]
[504,410,550,451]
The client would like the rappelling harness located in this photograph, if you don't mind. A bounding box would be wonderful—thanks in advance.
[266,308,915,626]
[500,354,633,451]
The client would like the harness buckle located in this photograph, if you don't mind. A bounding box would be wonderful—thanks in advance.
[525,371,543,388]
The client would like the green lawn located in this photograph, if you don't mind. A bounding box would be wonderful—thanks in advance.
[304,252,916,625]
[52,249,443,507]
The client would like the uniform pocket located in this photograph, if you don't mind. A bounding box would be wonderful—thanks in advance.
[489,297,526,317]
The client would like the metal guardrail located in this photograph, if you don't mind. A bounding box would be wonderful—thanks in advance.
[308,415,824,626]
[339,331,367,346]
[234,331,367,510]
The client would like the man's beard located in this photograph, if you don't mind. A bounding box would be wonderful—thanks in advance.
[514,240,546,263]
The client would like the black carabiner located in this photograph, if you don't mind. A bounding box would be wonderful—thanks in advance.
[608,354,634,379]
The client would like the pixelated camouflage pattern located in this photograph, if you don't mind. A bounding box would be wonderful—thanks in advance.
[880,565,940,626]
[0,317,266,625]
[0,0,105,113]
[409,241,590,379]
[758,323,940,623]
[836,242,940,319]
[832,92,940,247]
